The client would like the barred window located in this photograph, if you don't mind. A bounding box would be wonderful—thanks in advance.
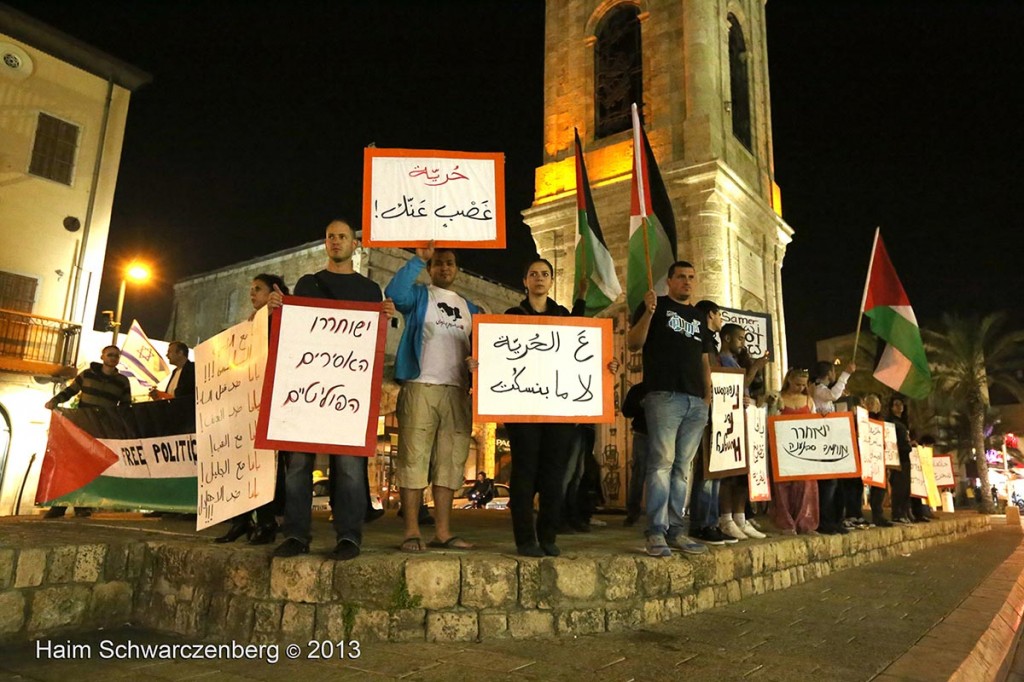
[0,271,38,313]
[595,5,643,139]
[728,15,753,150]
[29,113,79,185]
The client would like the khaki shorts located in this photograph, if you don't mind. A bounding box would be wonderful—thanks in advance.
[396,382,471,490]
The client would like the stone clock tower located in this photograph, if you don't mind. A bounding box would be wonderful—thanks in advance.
[521,0,795,504]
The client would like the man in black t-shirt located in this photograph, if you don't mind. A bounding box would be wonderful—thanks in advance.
[626,261,713,558]
[273,219,393,561]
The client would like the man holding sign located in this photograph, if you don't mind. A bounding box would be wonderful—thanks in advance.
[386,241,479,552]
[627,261,714,558]
[274,219,392,561]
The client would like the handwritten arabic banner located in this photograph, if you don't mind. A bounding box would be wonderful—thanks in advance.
[194,307,276,531]
[769,412,861,482]
[720,307,773,359]
[473,315,614,423]
[362,148,506,249]
[745,405,771,502]
[882,421,900,468]
[860,409,887,488]
[256,297,387,456]
[932,454,956,488]
[708,369,747,477]
[909,446,928,499]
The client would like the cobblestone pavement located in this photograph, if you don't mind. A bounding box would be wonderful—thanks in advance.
[1,524,1020,682]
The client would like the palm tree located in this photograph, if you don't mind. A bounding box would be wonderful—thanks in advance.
[922,312,1024,513]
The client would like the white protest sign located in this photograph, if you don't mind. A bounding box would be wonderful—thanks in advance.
[708,369,747,477]
[909,447,928,499]
[363,148,505,248]
[745,404,771,502]
[883,421,900,468]
[769,412,861,481]
[194,308,275,530]
[99,434,197,479]
[256,298,386,456]
[720,308,773,359]
[854,406,885,488]
[932,455,956,488]
[473,315,614,423]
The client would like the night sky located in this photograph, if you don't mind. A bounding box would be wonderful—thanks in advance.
[9,0,1023,365]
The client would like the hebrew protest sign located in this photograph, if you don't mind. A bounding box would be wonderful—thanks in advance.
[932,454,956,488]
[746,404,771,502]
[708,368,747,478]
[473,315,614,423]
[769,412,861,482]
[855,406,886,488]
[195,307,275,530]
[720,307,773,359]
[883,421,900,468]
[909,446,928,499]
[256,297,387,456]
[363,148,505,248]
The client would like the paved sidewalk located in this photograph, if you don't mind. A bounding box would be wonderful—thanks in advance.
[2,524,1020,681]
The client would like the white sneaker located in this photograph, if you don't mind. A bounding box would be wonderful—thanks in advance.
[740,521,766,539]
[720,519,749,540]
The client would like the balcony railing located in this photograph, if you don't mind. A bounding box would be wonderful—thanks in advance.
[0,308,81,377]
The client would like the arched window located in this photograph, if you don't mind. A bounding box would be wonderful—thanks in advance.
[594,5,643,138]
[728,14,752,150]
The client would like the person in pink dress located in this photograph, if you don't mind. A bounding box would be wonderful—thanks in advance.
[770,368,820,535]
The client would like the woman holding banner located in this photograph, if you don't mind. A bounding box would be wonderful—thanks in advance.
[888,395,915,524]
[500,259,586,557]
[214,274,289,545]
[770,368,820,535]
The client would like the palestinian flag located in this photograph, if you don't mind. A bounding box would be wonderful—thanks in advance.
[573,129,622,316]
[36,401,198,512]
[861,229,932,399]
[627,104,677,314]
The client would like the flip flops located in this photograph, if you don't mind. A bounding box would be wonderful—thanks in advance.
[426,536,473,549]
[400,537,425,553]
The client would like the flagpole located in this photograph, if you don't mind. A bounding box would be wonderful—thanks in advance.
[631,104,654,291]
[574,129,592,301]
[852,227,880,365]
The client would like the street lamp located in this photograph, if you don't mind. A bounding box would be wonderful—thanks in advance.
[111,262,150,345]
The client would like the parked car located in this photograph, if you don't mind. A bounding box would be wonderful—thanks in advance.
[425,482,510,510]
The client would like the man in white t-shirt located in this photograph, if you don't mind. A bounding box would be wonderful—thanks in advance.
[385,242,479,552]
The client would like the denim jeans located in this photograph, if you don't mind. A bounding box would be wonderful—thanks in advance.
[691,476,720,529]
[643,391,709,539]
[626,432,649,518]
[282,451,366,546]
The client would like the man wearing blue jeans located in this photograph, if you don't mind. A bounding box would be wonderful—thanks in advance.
[627,261,713,557]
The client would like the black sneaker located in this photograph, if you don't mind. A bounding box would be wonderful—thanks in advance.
[708,526,739,544]
[330,539,360,561]
[273,538,309,558]
[44,507,67,519]
[517,544,545,557]
[874,519,893,527]
[540,542,561,557]
[692,527,727,546]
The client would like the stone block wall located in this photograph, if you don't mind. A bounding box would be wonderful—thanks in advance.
[0,540,147,642]
[0,516,990,645]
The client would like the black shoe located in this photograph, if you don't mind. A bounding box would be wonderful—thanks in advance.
[874,519,893,527]
[569,521,591,533]
[517,544,544,557]
[540,542,561,557]
[365,508,385,523]
[73,508,92,518]
[558,523,577,535]
[248,523,277,546]
[692,528,727,546]
[214,519,252,544]
[44,506,67,519]
[913,516,931,523]
[623,514,639,527]
[330,539,361,561]
[272,538,309,558]
[419,514,435,526]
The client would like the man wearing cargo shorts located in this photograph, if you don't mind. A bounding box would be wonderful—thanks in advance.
[385,241,479,552]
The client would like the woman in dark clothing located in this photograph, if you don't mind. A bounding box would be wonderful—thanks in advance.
[500,259,584,557]
[865,394,893,526]
[215,274,289,545]
[887,395,914,524]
